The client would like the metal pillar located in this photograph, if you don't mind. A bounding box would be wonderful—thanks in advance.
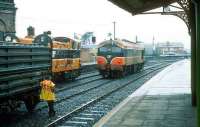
[193,0,200,126]
[197,3,200,127]
[189,1,197,106]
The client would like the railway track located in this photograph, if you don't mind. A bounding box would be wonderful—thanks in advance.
[56,74,102,93]
[47,62,171,127]
[55,60,167,92]
[55,59,175,94]
[76,71,100,80]
[2,59,179,127]
[38,62,166,111]
[36,78,108,110]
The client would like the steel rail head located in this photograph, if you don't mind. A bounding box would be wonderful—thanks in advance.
[46,62,171,127]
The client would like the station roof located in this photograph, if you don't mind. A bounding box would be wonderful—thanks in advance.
[108,0,177,15]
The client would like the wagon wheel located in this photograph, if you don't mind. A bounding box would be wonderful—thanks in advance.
[141,64,144,70]
[121,71,126,78]
[102,72,109,78]
[110,71,114,78]
[71,77,76,81]
[24,96,39,113]
[138,64,142,71]
[107,71,111,78]
[133,65,137,73]
[102,73,106,78]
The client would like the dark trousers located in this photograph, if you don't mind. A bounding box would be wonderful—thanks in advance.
[47,101,55,115]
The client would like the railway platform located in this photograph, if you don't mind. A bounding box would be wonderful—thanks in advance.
[94,59,196,127]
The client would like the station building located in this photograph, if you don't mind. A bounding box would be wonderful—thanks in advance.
[156,42,185,56]
[0,0,16,40]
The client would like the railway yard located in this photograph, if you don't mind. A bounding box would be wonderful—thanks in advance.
[1,0,199,127]
[0,58,184,127]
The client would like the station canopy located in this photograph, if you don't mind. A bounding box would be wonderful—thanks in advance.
[108,0,177,15]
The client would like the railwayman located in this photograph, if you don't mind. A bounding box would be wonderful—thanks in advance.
[40,76,56,117]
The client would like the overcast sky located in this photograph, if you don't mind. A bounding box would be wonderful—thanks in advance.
[15,0,190,49]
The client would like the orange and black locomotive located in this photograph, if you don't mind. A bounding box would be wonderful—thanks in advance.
[51,37,81,81]
[18,35,81,81]
[96,39,145,78]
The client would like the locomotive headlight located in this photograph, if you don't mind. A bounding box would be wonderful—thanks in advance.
[107,55,112,59]
[52,51,56,58]
[5,36,12,42]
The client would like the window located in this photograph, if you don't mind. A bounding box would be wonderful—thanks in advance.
[99,47,108,52]
[112,47,121,53]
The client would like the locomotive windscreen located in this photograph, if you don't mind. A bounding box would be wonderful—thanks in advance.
[98,44,122,56]
[98,44,123,63]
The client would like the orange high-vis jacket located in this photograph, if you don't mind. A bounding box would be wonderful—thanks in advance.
[40,80,56,101]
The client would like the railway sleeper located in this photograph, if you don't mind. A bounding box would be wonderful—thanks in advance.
[23,93,40,113]
[80,113,102,117]
[65,120,88,125]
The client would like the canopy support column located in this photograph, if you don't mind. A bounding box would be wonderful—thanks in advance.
[189,1,196,106]
[193,0,200,126]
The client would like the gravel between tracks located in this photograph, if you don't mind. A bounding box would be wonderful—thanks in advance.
[1,60,177,127]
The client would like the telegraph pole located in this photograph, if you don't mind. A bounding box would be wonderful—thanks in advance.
[113,21,116,40]
[152,36,155,55]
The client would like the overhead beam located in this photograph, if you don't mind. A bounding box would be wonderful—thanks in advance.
[108,0,177,15]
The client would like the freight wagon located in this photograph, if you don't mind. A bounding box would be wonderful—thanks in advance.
[0,34,51,112]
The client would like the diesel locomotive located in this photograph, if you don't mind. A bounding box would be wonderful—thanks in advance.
[51,37,81,81]
[8,34,81,81]
[96,39,145,78]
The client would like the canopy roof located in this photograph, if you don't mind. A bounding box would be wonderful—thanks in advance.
[108,0,177,15]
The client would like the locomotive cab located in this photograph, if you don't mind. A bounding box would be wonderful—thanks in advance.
[98,43,123,62]
[97,40,124,78]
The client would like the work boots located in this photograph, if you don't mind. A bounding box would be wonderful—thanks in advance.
[49,110,56,117]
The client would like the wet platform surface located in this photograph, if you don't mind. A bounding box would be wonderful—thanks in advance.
[94,59,196,127]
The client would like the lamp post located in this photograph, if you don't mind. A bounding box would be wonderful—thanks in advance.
[113,21,116,40]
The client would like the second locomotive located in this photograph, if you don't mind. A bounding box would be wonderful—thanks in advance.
[96,39,145,78]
